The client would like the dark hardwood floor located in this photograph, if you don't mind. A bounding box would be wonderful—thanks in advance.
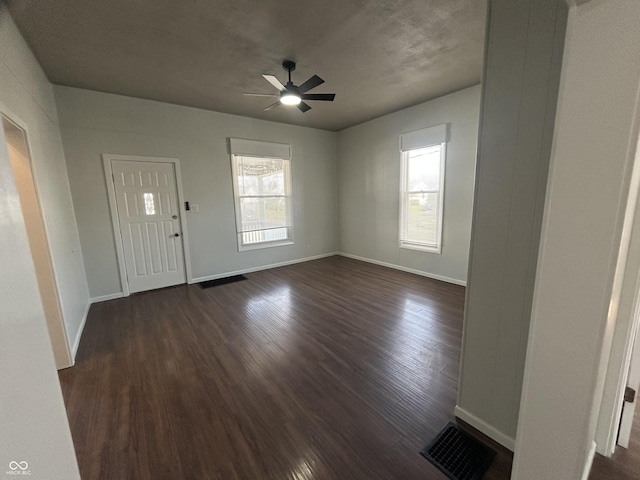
[590,404,640,480]
[59,256,512,479]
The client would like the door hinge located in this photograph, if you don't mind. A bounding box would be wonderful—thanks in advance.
[625,386,636,403]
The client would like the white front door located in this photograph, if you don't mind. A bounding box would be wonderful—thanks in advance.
[111,160,186,293]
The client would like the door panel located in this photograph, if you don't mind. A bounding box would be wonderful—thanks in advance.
[112,160,186,293]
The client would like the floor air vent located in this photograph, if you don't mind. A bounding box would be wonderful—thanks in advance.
[420,422,496,480]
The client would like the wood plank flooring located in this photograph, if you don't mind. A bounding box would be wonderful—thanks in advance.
[59,256,512,479]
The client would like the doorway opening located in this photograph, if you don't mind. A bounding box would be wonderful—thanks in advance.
[2,114,72,369]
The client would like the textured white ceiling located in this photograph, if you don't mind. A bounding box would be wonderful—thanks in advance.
[6,0,486,131]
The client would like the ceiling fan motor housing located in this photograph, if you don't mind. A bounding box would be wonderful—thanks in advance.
[282,60,297,72]
[282,84,299,95]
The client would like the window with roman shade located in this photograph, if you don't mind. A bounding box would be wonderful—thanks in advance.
[399,124,448,253]
[229,138,293,251]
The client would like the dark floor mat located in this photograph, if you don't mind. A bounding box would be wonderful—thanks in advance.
[198,275,247,289]
[420,422,496,480]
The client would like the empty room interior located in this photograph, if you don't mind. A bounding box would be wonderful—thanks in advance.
[3,0,640,479]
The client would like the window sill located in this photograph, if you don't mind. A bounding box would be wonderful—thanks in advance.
[238,239,294,252]
[399,242,441,254]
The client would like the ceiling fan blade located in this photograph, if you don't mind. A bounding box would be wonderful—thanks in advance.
[301,93,335,101]
[297,102,311,113]
[244,92,279,97]
[262,74,286,91]
[298,75,324,94]
[264,101,281,111]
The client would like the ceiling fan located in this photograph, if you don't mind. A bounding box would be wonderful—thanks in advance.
[244,60,335,113]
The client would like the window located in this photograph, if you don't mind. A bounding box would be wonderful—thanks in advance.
[230,139,293,251]
[399,125,447,253]
[143,193,156,215]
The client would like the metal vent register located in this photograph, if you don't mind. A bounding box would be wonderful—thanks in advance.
[420,422,496,480]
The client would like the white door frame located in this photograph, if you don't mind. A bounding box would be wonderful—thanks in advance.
[103,154,193,296]
[619,318,640,447]
[595,119,640,456]
[0,101,73,369]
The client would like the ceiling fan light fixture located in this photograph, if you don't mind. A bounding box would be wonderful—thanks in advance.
[280,93,301,105]
[245,60,334,113]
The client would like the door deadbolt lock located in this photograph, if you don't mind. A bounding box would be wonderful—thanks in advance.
[172,215,178,219]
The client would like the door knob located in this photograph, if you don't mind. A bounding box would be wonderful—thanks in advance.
[172,233,180,237]
[172,215,178,219]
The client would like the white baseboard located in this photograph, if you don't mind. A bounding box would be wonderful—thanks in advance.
[190,252,339,284]
[91,292,124,303]
[454,405,516,451]
[581,441,597,480]
[71,299,92,362]
[69,293,124,362]
[338,252,467,286]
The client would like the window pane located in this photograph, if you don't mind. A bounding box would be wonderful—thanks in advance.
[405,192,439,245]
[407,146,441,192]
[264,197,287,225]
[237,157,285,196]
[239,197,288,231]
[259,170,284,196]
[143,193,155,215]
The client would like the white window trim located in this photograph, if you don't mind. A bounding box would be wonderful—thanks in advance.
[398,124,448,254]
[235,236,294,252]
[229,139,294,252]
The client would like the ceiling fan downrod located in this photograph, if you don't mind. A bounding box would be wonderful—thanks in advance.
[282,60,296,85]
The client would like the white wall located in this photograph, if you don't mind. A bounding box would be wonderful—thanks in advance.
[337,85,480,285]
[55,86,339,298]
[0,9,80,478]
[0,13,90,357]
[456,0,567,449]
[512,0,640,479]
[0,14,89,347]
